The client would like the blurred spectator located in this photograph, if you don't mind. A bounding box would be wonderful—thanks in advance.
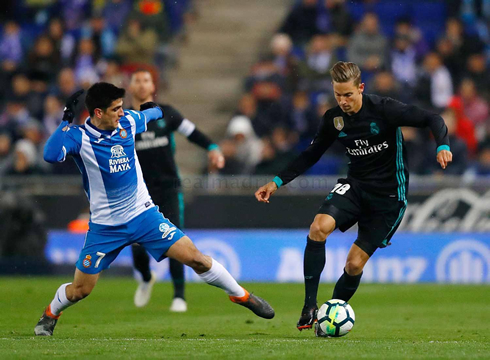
[390,34,417,87]
[317,0,353,43]
[244,57,288,136]
[102,0,133,34]
[270,34,299,93]
[53,68,78,102]
[0,97,38,141]
[414,52,453,111]
[0,21,23,73]
[43,95,64,135]
[22,71,49,120]
[46,18,75,65]
[463,53,490,96]
[81,15,117,59]
[444,18,485,65]
[465,139,490,176]
[298,34,336,93]
[57,0,91,31]
[100,56,126,87]
[19,120,47,170]
[448,96,478,156]
[220,115,263,174]
[73,38,100,88]
[4,139,43,175]
[287,91,318,140]
[131,0,173,70]
[436,37,464,85]
[394,18,429,60]
[234,93,258,125]
[347,13,388,73]
[279,0,320,45]
[27,35,59,83]
[369,71,406,103]
[116,17,158,65]
[0,133,13,175]
[132,0,171,44]
[254,127,297,175]
[458,78,489,140]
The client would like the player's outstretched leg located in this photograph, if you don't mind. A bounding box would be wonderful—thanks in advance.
[169,259,186,312]
[34,270,99,336]
[131,244,157,308]
[297,214,333,331]
[332,244,368,302]
[165,236,274,319]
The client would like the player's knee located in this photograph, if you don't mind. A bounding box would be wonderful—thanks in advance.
[345,259,364,276]
[309,221,334,242]
[187,253,211,274]
[68,284,93,302]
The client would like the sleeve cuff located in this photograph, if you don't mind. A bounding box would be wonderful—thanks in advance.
[207,144,220,151]
[273,176,283,188]
[437,145,450,153]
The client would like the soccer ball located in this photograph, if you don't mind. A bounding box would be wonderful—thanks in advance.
[315,299,355,337]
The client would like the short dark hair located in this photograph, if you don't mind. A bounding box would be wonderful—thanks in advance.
[85,82,125,117]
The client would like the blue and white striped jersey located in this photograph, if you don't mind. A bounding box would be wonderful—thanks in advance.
[44,108,163,226]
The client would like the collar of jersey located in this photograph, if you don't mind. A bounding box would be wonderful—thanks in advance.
[84,117,122,138]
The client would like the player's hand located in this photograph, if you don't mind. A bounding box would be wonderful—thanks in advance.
[255,182,278,204]
[140,101,164,117]
[62,89,84,123]
[437,150,452,170]
[208,149,225,169]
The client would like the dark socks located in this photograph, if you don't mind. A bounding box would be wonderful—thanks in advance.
[332,268,363,302]
[131,244,152,282]
[169,258,185,299]
[303,236,326,308]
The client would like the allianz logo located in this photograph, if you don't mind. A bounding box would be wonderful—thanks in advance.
[436,239,490,283]
[277,247,428,283]
[277,239,490,284]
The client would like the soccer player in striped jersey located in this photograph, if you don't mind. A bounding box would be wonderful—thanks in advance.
[255,61,452,331]
[35,83,274,336]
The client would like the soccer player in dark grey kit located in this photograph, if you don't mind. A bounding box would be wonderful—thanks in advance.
[255,61,453,331]
[129,70,225,311]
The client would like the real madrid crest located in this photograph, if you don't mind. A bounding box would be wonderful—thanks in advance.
[333,116,344,131]
[119,128,128,138]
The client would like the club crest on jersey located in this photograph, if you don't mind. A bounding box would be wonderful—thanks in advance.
[110,145,126,158]
[333,116,344,131]
[159,222,177,240]
[119,128,128,138]
[370,122,380,135]
[83,255,92,268]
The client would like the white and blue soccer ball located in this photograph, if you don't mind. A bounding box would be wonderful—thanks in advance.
[315,299,355,338]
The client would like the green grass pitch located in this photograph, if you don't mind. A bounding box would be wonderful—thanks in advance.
[0,277,489,359]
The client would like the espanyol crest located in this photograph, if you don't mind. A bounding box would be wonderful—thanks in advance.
[333,116,344,131]
[110,145,126,158]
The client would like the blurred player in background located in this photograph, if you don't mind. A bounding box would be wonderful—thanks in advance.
[129,70,225,311]
[255,61,452,333]
[35,83,274,336]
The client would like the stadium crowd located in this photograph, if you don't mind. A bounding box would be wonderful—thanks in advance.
[1,0,490,179]
[0,0,194,176]
[220,0,490,178]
